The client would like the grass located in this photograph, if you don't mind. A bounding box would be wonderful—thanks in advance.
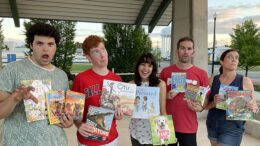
[71,63,92,73]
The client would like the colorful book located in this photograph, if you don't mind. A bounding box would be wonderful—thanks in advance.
[132,86,160,119]
[21,80,51,122]
[150,115,176,145]
[45,91,65,124]
[216,84,238,110]
[99,80,136,115]
[171,73,186,92]
[65,90,85,121]
[184,84,209,106]
[226,90,253,120]
[84,105,115,142]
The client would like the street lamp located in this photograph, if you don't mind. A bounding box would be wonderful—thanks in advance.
[211,12,217,75]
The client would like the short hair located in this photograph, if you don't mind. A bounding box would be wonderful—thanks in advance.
[26,22,60,46]
[82,35,104,56]
[177,36,194,49]
[134,53,160,87]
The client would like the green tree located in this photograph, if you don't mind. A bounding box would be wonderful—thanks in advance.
[103,24,152,81]
[230,19,260,76]
[151,48,163,67]
[24,19,77,80]
[0,19,4,70]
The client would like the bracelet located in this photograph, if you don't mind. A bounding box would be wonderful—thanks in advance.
[200,106,204,112]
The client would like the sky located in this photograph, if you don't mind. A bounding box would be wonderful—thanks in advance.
[1,0,260,48]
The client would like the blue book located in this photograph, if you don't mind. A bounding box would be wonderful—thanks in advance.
[216,84,238,110]
[171,73,186,92]
[132,86,160,119]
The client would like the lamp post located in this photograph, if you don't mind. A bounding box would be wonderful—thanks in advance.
[211,12,217,75]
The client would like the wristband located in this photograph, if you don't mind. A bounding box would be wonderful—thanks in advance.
[200,106,204,112]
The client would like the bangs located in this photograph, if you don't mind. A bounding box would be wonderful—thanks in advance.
[140,57,153,65]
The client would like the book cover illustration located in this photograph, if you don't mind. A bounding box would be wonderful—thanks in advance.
[65,90,85,121]
[100,80,136,115]
[84,105,115,142]
[171,73,186,92]
[216,84,238,110]
[150,115,176,145]
[184,84,209,106]
[21,80,51,122]
[226,90,253,120]
[45,91,65,124]
[132,86,160,119]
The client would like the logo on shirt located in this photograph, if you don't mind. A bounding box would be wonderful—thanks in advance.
[84,84,102,98]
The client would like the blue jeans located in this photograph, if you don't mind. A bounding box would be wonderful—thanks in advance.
[206,120,245,146]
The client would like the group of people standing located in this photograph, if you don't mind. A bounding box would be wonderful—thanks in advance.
[0,22,259,146]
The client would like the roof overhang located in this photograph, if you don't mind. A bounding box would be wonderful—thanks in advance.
[0,0,172,32]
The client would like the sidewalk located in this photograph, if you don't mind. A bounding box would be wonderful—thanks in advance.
[65,116,260,146]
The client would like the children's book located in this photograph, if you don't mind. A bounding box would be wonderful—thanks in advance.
[65,90,85,121]
[99,80,136,115]
[21,80,51,122]
[150,115,176,145]
[184,84,209,106]
[216,84,238,110]
[45,91,65,124]
[171,73,186,92]
[84,105,115,142]
[132,86,160,119]
[226,90,253,120]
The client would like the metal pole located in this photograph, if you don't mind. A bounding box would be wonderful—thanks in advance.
[211,13,217,75]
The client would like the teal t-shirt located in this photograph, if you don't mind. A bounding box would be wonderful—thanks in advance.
[0,58,69,146]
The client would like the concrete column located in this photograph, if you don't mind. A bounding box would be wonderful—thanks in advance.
[171,0,208,72]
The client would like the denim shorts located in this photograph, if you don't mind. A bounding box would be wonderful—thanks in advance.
[206,120,245,146]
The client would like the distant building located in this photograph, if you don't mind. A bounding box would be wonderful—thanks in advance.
[208,46,230,61]
[160,27,171,58]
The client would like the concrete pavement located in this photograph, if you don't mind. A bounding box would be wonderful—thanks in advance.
[65,116,260,146]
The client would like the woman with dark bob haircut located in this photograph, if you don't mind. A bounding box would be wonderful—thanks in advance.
[128,53,167,146]
[204,49,259,146]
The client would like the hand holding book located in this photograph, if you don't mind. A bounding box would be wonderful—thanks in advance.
[167,90,179,100]
[56,113,74,128]
[186,99,204,112]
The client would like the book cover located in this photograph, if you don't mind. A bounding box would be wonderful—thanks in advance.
[132,86,160,119]
[21,80,51,122]
[171,73,186,92]
[65,90,85,121]
[216,84,239,110]
[150,115,176,145]
[99,80,136,115]
[45,91,65,124]
[84,105,115,142]
[184,84,209,106]
[226,90,253,120]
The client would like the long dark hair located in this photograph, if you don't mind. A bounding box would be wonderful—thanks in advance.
[219,49,238,74]
[134,53,160,87]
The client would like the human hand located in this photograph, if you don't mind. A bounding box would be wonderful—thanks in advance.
[115,108,123,120]
[187,99,203,112]
[56,113,74,128]
[246,103,259,114]
[11,84,38,103]
[167,90,178,99]
[213,94,222,104]
[77,122,94,137]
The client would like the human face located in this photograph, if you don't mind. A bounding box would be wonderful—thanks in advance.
[30,35,56,69]
[221,51,239,71]
[176,41,195,63]
[87,42,108,68]
[138,63,153,82]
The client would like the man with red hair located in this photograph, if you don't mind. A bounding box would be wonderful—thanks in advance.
[72,35,123,146]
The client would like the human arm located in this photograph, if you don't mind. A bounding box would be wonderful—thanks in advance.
[159,79,167,115]
[243,77,259,113]
[0,85,37,119]
[74,120,94,137]
[203,76,220,110]
[56,113,74,128]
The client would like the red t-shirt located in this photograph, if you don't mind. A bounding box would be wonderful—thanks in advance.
[160,64,209,133]
[71,69,122,146]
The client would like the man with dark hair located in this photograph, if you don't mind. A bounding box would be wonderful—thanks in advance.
[0,22,73,146]
[160,36,209,146]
